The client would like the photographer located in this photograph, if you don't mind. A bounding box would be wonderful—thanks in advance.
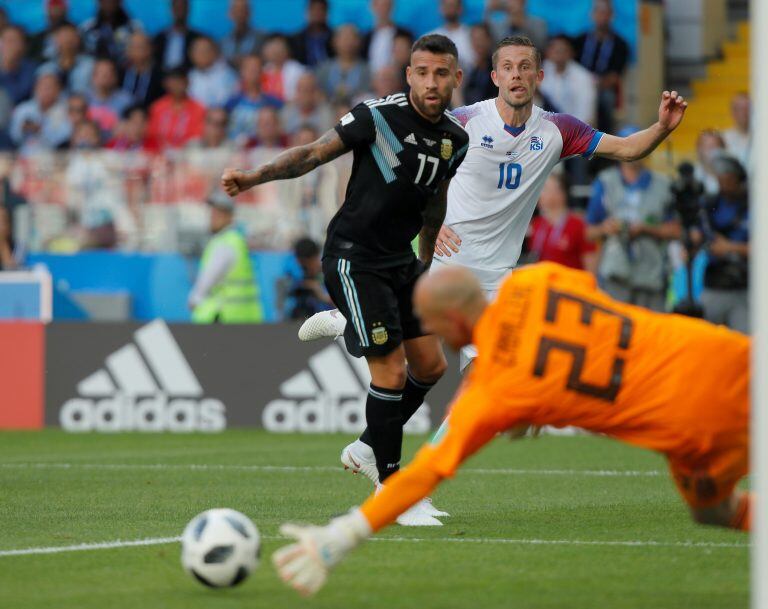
[586,126,682,311]
[285,237,333,320]
[699,156,750,333]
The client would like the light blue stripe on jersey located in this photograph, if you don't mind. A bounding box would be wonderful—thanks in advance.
[370,142,397,183]
[449,142,469,168]
[338,259,368,347]
[584,131,604,158]
[368,106,403,184]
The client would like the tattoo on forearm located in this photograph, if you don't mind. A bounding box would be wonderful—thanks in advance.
[245,130,347,186]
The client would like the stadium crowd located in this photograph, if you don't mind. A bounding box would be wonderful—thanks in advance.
[0,0,752,332]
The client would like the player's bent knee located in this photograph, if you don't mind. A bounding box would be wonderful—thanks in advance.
[409,353,448,384]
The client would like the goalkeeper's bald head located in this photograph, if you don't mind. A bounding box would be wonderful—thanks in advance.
[414,266,488,351]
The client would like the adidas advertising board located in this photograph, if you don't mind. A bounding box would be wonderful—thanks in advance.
[45,322,461,432]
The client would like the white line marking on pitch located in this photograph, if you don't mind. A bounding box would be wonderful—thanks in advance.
[0,535,748,558]
[0,463,663,477]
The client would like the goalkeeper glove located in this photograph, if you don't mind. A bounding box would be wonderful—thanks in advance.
[272,508,372,596]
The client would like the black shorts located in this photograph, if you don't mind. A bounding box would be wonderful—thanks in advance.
[322,256,427,357]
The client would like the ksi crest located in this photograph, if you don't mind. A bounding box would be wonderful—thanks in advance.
[371,323,388,345]
[440,138,453,160]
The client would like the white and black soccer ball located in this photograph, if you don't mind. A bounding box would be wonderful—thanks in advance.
[181,508,261,588]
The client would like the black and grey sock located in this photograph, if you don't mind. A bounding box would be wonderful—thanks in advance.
[359,370,436,448]
[365,383,404,482]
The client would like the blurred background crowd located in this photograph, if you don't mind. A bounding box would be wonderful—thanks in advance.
[0,0,752,332]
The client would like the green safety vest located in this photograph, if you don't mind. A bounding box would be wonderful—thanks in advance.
[192,226,263,324]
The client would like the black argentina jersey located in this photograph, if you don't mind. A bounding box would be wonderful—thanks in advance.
[324,93,469,268]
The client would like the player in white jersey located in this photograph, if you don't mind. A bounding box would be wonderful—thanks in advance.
[299,34,687,495]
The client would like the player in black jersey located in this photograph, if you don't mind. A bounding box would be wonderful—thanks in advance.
[222,35,468,525]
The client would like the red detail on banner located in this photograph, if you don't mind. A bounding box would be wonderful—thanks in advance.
[0,322,44,429]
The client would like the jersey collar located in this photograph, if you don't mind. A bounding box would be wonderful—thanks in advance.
[503,123,526,137]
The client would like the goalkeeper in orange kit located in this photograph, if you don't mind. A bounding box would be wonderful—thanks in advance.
[273,262,751,596]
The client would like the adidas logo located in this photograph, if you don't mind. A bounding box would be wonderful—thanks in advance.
[263,341,430,433]
[404,133,417,145]
[59,320,226,433]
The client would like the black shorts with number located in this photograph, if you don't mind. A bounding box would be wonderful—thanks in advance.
[322,256,427,358]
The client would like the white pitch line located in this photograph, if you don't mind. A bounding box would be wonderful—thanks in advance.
[0,534,748,558]
[0,463,663,477]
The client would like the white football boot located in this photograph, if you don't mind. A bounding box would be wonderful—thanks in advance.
[340,439,379,484]
[373,483,443,527]
[342,440,450,521]
[298,309,348,341]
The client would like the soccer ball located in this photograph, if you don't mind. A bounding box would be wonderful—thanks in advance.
[181,508,261,588]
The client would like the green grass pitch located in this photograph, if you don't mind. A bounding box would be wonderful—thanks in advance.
[0,430,749,609]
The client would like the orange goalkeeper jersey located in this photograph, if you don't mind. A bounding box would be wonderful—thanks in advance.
[455,262,749,468]
[360,263,750,530]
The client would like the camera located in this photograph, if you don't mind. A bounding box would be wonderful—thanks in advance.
[671,162,704,318]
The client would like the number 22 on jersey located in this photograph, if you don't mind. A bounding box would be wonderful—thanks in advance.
[497,162,522,190]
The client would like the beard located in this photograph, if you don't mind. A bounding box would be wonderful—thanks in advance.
[411,90,450,118]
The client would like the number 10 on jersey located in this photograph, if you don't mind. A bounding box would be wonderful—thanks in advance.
[497,162,522,190]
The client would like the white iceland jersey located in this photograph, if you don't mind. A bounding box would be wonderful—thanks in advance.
[438,100,603,288]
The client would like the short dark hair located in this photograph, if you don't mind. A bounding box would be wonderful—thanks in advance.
[492,35,541,70]
[411,34,458,62]
[121,103,146,120]
[294,237,320,259]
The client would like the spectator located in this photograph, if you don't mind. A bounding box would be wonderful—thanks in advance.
[694,129,727,196]
[0,25,37,105]
[148,68,206,149]
[10,72,71,153]
[187,107,235,150]
[290,0,334,67]
[154,0,202,71]
[0,205,16,270]
[107,105,159,152]
[261,35,307,102]
[188,36,239,108]
[361,64,402,102]
[30,0,74,62]
[391,30,413,90]
[586,126,681,311]
[526,173,597,272]
[79,0,142,62]
[281,72,334,135]
[573,0,630,134]
[284,237,333,320]
[37,23,94,94]
[66,118,131,249]
[87,57,133,135]
[316,25,370,103]
[246,106,287,148]
[225,54,282,142]
[221,0,266,66]
[363,0,413,74]
[431,0,475,70]
[699,156,750,333]
[540,35,596,125]
[487,0,547,50]
[722,92,750,172]
[463,24,497,106]
[121,32,164,109]
[58,92,89,148]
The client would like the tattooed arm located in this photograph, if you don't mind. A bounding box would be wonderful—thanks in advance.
[418,179,450,268]
[221,129,349,196]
